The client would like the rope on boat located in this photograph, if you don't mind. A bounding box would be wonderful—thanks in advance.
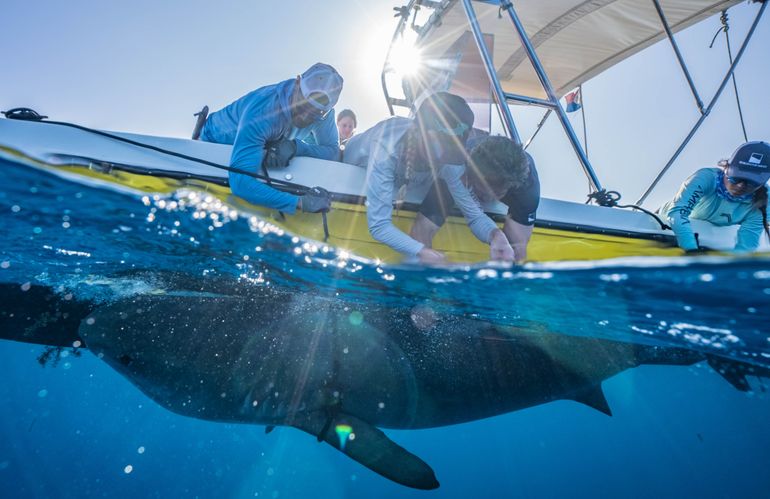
[3,107,671,236]
[2,108,309,194]
[709,10,749,142]
[1,107,333,238]
[586,190,672,230]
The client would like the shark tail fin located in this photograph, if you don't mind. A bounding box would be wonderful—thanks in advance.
[0,282,90,347]
[292,412,439,490]
[706,355,770,392]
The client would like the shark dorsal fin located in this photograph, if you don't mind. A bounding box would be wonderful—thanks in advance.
[569,385,612,416]
[292,411,439,490]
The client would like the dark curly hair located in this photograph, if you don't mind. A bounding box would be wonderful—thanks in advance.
[468,136,529,191]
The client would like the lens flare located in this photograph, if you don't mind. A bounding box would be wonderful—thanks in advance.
[335,424,354,450]
[389,38,422,76]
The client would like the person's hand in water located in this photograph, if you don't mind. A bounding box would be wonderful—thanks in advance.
[489,229,515,262]
[418,247,446,264]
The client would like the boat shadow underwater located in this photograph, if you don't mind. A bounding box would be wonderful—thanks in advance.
[1,274,767,490]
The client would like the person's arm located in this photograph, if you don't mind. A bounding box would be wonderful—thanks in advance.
[735,208,764,252]
[440,165,514,261]
[503,218,534,262]
[229,109,300,213]
[661,169,713,251]
[295,110,339,161]
[440,166,499,243]
[366,148,426,257]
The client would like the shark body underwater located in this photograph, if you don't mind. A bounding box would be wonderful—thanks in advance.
[0,276,766,490]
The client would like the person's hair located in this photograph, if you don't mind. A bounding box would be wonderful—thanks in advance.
[399,92,474,182]
[400,125,423,187]
[753,186,770,242]
[468,136,529,189]
[337,109,357,127]
[718,159,770,241]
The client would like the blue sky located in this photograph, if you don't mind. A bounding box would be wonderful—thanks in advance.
[2,0,768,207]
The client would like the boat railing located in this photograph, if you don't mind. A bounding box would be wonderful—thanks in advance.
[381,0,766,208]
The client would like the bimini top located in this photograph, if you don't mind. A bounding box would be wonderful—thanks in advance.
[414,0,741,99]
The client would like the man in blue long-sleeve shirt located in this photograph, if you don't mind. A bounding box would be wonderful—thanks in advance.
[200,63,343,213]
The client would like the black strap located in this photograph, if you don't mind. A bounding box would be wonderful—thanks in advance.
[191,105,209,140]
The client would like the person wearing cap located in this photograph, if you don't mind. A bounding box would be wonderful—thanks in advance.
[659,141,770,252]
[343,92,516,264]
[409,134,540,263]
[199,63,343,213]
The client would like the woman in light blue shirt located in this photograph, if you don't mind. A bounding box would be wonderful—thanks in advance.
[659,141,770,252]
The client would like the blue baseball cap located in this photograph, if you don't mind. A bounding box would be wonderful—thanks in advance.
[299,63,343,112]
[727,141,770,186]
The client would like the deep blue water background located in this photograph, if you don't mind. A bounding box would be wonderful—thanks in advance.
[1,158,769,498]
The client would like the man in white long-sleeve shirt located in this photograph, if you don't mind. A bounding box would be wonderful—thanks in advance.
[343,93,515,264]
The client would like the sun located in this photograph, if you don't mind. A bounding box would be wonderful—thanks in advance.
[389,38,422,76]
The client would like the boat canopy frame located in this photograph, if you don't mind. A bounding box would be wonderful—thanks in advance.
[381,0,767,207]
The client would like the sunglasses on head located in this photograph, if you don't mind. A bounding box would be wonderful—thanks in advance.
[727,176,762,189]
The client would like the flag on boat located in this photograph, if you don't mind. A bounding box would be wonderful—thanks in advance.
[565,88,582,113]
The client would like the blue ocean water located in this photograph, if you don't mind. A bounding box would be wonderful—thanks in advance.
[1,157,769,498]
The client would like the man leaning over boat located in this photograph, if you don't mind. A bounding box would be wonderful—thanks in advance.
[197,63,343,214]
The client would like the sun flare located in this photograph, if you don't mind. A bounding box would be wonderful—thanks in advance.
[389,38,422,76]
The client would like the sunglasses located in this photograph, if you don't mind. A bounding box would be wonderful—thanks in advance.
[293,86,331,123]
[426,116,470,137]
[727,176,762,189]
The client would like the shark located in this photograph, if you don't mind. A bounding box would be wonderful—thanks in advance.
[0,277,766,489]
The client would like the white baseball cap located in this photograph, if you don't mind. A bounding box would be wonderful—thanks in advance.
[299,63,343,112]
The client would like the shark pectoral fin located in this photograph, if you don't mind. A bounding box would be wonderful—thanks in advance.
[569,385,612,416]
[292,413,439,490]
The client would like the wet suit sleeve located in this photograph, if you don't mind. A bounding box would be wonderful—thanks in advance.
[295,110,340,161]
[366,144,425,257]
[229,104,299,214]
[661,169,714,251]
[439,165,498,243]
[735,208,764,252]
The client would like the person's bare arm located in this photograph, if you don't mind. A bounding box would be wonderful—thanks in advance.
[409,213,441,248]
[503,217,534,262]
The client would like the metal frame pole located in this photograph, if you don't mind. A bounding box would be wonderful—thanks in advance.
[461,0,521,144]
[500,1,603,193]
[637,0,767,205]
[525,109,552,150]
[381,1,417,116]
[503,92,556,109]
[652,0,705,114]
